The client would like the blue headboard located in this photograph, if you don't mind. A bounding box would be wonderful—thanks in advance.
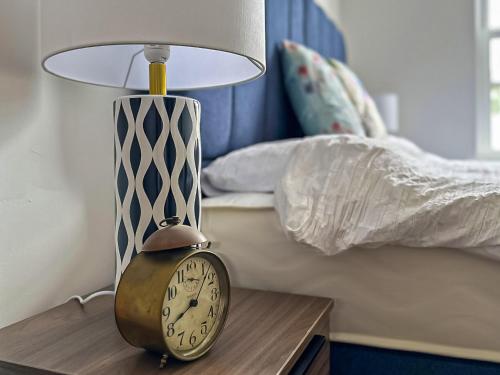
[180,0,346,165]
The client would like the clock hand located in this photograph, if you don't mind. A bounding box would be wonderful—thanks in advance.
[194,264,212,303]
[172,299,199,325]
[172,308,189,325]
[173,264,212,324]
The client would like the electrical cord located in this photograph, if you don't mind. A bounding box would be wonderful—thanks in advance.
[65,290,115,305]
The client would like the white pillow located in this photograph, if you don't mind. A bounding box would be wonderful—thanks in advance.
[201,139,301,196]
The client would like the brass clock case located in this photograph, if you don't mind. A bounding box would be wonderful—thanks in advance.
[114,248,230,361]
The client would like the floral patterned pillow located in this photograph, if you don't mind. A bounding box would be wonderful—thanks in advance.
[280,40,365,136]
[329,59,387,138]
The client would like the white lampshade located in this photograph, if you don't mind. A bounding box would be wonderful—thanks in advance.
[374,93,399,134]
[40,0,266,91]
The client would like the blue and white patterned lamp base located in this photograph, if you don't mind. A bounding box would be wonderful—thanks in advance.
[113,95,201,287]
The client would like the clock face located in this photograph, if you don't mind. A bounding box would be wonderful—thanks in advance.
[161,253,228,359]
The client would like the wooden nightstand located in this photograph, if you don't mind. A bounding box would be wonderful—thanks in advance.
[0,288,332,374]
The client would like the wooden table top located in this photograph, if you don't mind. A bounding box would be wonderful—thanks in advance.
[0,288,332,375]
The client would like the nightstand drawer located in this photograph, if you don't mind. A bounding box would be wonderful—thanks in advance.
[290,335,329,375]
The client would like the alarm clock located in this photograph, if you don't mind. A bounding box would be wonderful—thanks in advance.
[115,217,230,363]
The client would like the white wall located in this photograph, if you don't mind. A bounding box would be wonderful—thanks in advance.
[0,0,126,328]
[339,0,476,159]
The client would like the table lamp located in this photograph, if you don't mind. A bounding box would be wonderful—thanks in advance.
[40,0,266,289]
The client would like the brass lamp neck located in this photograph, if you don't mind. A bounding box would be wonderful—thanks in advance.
[149,63,166,95]
[144,44,170,96]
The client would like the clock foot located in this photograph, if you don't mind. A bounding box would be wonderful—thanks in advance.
[159,353,169,368]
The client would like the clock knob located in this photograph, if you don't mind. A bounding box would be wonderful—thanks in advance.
[160,216,181,227]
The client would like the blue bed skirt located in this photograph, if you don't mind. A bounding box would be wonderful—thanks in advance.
[330,342,500,375]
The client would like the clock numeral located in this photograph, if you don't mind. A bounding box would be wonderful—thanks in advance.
[177,269,185,284]
[177,330,185,346]
[162,307,170,319]
[208,305,215,318]
[207,272,216,286]
[201,321,208,335]
[189,331,197,346]
[186,260,196,271]
[210,288,219,301]
[201,262,206,276]
[168,286,177,301]
[166,323,175,337]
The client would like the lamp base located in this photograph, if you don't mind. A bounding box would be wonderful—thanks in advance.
[113,95,201,287]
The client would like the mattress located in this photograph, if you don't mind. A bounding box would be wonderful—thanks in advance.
[201,193,500,363]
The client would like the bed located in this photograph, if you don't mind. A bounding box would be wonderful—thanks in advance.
[180,0,500,366]
[201,194,500,363]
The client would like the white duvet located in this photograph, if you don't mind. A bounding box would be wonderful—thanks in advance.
[274,135,500,256]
